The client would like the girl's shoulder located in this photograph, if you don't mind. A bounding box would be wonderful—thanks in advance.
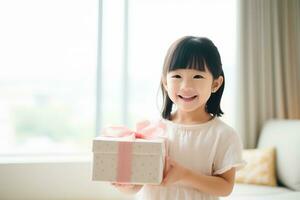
[208,117,239,139]
[212,117,236,132]
[212,118,243,147]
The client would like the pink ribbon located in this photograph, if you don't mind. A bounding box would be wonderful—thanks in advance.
[102,120,166,183]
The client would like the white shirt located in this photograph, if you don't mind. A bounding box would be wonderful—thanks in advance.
[136,117,245,200]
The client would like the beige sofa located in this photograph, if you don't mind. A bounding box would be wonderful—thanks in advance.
[222,120,300,200]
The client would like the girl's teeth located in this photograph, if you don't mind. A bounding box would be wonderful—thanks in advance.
[183,96,194,99]
[179,95,197,101]
[183,97,195,100]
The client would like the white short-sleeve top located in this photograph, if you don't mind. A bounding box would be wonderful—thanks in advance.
[136,117,245,200]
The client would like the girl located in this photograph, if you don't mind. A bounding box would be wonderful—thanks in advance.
[113,36,245,200]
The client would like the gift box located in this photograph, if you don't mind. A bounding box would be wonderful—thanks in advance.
[92,136,166,185]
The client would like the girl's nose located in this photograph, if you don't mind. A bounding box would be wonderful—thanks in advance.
[179,79,196,94]
[181,79,194,90]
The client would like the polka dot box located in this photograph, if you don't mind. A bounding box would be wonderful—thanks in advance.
[92,136,166,185]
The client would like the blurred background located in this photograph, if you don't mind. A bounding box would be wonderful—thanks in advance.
[0,0,237,155]
[0,0,299,199]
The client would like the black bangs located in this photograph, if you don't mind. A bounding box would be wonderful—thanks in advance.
[169,37,207,72]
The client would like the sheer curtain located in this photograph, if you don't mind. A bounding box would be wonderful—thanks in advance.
[237,0,300,148]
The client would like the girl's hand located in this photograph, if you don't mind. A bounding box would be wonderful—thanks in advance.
[111,182,143,194]
[161,157,190,186]
[111,182,136,189]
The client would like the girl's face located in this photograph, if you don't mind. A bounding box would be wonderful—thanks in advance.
[163,67,223,113]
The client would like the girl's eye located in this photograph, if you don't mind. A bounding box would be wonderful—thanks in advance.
[172,75,181,78]
[194,75,204,79]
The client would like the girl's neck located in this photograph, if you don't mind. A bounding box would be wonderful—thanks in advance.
[170,109,213,125]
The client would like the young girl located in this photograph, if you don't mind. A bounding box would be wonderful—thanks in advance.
[112,36,245,200]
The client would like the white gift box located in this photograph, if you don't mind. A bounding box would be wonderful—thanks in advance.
[92,136,166,185]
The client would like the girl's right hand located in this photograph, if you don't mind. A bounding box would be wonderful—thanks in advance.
[111,182,143,194]
[111,182,136,189]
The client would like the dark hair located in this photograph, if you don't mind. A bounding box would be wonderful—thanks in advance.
[160,36,225,119]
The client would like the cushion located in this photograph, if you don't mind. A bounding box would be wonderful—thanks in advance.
[258,120,300,190]
[235,147,277,186]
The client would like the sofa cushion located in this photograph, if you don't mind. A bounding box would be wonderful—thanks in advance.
[257,120,300,191]
[235,147,277,186]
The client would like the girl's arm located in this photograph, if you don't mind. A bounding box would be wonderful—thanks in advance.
[181,168,235,196]
[111,183,143,195]
[162,157,236,197]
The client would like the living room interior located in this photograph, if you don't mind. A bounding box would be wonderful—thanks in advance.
[0,0,299,200]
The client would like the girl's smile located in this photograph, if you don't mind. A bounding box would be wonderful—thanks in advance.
[164,68,215,113]
[178,95,198,102]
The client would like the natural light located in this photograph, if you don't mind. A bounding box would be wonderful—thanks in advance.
[0,0,237,155]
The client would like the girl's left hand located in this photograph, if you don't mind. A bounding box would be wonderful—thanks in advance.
[161,157,190,186]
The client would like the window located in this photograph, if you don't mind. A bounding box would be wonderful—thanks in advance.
[101,0,237,130]
[0,0,237,155]
[0,0,98,154]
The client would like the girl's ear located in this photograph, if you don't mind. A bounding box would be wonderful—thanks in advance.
[211,76,223,93]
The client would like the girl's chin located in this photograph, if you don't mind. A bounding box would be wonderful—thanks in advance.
[176,105,203,113]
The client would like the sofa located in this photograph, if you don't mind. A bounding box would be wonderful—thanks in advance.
[222,119,300,200]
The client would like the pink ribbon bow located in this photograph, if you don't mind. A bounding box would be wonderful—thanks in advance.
[102,120,167,183]
[102,119,166,139]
